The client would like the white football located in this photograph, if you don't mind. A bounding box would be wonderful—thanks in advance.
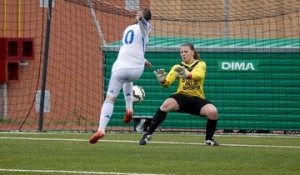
[132,85,145,103]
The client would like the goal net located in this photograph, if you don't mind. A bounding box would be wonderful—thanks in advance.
[0,0,299,133]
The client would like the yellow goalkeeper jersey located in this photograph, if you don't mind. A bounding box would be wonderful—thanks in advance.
[161,60,207,99]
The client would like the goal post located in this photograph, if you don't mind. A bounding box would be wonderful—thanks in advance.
[0,84,7,120]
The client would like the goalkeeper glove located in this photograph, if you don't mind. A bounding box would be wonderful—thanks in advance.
[174,66,190,79]
[153,69,167,83]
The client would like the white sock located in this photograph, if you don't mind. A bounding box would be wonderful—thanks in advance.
[98,102,114,133]
[123,82,133,110]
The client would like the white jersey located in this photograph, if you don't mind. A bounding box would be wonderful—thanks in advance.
[112,18,151,72]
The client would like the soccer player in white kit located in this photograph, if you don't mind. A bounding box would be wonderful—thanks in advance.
[89,8,152,144]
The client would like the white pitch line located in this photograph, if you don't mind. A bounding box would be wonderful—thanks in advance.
[0,136,299,149]
[0,168,172,175]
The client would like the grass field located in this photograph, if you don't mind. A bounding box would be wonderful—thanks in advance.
[0,132,299,175]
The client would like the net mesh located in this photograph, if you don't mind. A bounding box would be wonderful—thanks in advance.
[0,0,299,132]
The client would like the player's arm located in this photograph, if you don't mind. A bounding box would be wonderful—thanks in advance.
[159,65,180,87]
[174,62,206,80]
[136,11,151,37]
[144,59,152,68]
[174,66,191,79]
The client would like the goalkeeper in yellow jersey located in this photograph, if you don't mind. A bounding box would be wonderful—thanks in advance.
[139,42,219,146]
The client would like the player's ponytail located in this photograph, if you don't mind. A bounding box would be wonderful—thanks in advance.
[194,50,200,60]
[142,8,151,21]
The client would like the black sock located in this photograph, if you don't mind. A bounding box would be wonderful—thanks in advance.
[143,118,152,131]
[205,119,217,140]
[147,109,167,135]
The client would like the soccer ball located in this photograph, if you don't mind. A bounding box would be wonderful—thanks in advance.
[132,85,145,103]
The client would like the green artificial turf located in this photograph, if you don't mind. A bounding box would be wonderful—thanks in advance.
[0,132,299,175]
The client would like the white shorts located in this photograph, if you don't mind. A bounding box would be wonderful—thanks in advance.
[106,67,144,98]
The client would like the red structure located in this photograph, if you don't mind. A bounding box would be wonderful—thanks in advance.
[0,37,34,83]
